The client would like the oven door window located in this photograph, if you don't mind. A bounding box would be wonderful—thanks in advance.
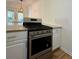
[31,36,52,55]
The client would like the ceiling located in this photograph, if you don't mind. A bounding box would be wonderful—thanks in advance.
[6,0,39,7]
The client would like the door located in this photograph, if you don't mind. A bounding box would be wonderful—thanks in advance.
[6,42,27,59]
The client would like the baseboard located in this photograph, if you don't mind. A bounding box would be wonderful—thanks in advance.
[52,47,60,52]
[60,47,72,56]
[52,46,60,51]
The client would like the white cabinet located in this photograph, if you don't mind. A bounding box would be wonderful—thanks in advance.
[52,28,61,50]
[6,31,27,59]
[6,31,27,42]
[6,42,27,59]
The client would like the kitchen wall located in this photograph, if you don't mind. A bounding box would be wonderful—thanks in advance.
[28,0,56,25]
[28,1,41,18]
[38,0,72,55]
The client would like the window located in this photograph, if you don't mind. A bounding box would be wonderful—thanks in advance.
[7,10,14,25]
[18,12,24,25]
[7,10,24,25]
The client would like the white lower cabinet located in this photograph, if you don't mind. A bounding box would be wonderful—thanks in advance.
[6,41,27,59]
[6,31,27,59]
[52,28,61,50]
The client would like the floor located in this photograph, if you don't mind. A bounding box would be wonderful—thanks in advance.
[51,48,72,59]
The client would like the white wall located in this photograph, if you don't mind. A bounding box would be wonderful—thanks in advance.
[38,0,72,55]
[28,1,41,18]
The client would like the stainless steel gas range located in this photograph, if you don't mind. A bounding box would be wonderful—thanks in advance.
[23,18,52,59]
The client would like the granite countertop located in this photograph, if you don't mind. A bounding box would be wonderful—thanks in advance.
[6,26,28,32]
[44,24,62,29]
[6,25,62,32]
[51,25,62,29]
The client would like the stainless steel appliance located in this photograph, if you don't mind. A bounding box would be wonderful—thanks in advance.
[23,18,52,59]
[29,29,52,59]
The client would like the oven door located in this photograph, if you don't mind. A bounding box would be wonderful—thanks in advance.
[31,34,52,56]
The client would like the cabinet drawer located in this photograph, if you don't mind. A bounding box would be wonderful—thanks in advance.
[6,39,27,46]
[6,31,27,42]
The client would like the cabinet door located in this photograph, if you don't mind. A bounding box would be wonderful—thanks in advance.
[6,42,27,59]
[53,28,61,50]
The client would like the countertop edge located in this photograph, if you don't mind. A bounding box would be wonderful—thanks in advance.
[6,29,27,33]
[6,26,62,32]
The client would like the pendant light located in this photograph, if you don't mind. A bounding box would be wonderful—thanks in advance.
[19,0,23,12]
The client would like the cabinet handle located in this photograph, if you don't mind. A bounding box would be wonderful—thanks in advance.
[7,36,16,39]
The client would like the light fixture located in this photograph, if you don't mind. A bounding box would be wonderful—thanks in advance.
[19,0,23,12]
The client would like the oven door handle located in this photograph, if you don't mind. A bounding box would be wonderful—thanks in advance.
[31,33,52,40]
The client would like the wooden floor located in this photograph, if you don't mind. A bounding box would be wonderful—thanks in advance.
[51,48,72,59]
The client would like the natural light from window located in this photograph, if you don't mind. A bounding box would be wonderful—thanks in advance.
[8,10,14,25]
[18,12,24,25]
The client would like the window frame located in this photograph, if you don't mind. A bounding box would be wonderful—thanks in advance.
[17,11,24,25]
[7,9,14,25]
